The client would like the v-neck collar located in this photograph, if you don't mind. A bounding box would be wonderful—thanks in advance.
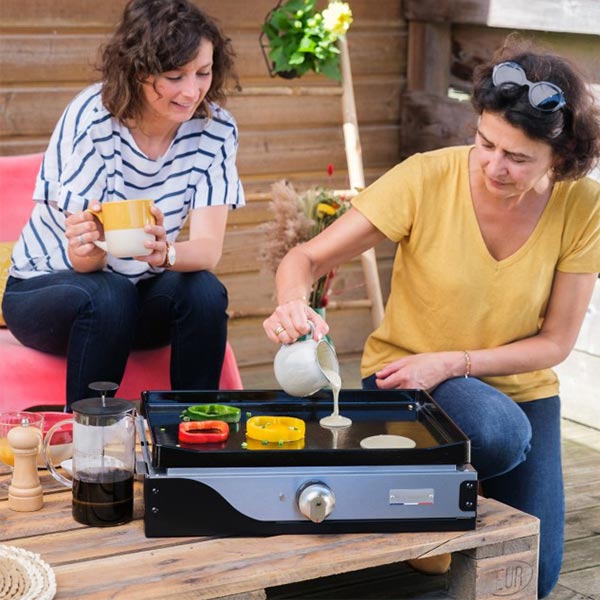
[464,147,560,269]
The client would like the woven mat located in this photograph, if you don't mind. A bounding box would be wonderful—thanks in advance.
[0,545,56,600]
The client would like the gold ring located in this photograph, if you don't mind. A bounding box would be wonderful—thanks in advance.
[274,325,285,336]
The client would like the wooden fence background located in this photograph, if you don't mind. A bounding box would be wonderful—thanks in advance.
[1,0,599,387]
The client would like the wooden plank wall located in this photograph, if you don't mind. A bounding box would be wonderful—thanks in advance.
[0,0,406,386]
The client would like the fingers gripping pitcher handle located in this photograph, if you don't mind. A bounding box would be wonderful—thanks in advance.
[43,419,73,488]
[283,320,315,346]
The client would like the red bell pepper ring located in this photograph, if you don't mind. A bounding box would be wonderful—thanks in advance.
[178,420,229,444]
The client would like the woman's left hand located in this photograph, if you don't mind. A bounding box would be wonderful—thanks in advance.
[375,352,459,391]
[135,204,170,267]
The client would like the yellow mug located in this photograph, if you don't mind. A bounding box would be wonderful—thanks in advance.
[87,199,156,258]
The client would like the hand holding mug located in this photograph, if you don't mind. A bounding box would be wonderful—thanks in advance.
[65,204,106,258]
[84,199,157,259]
[134,203,171,267]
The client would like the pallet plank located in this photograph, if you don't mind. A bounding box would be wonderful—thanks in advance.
[0,496,538,600]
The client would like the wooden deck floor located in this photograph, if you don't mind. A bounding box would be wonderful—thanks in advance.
[554,420,600,599]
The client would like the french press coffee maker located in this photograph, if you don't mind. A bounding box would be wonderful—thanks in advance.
[43,382,136,527]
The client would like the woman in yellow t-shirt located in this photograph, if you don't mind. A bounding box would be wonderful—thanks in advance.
[263,42,600,599]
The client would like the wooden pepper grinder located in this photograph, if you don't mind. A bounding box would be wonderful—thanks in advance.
[8,419,44,512]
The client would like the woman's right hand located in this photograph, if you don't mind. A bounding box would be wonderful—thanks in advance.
[263,300,329,345]
[65,202,105,258]
[65,202,108,272]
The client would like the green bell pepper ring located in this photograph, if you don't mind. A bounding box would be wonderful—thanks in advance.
[180,404,241,423]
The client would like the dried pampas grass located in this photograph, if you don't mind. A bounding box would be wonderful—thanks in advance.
[258,180,314,273]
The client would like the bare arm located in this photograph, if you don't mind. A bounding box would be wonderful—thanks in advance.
[469,271,597,374]
[376,271,598,390]
[264,208,386,343]
[165,205,229,272]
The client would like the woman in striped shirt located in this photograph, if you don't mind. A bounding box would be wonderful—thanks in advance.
[2,0,245,409]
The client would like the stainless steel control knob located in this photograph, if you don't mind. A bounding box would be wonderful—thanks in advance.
[297,481,335,523]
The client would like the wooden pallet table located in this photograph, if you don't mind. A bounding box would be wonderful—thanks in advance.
[0,474,539,600]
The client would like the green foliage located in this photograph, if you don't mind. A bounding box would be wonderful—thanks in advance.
[262,0,345,80]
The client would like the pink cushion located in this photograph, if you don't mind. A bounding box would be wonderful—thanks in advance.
[0,328,242,410]
[0,153,44,241]
[219,342,244,390]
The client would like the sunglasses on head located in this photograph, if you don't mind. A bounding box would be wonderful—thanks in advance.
[492,61,566,113]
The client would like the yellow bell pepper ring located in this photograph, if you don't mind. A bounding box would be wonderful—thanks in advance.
[246,416,306,443]
[244,437,305,451]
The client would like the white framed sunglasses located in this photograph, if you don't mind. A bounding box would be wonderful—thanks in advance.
[492,61,566,113]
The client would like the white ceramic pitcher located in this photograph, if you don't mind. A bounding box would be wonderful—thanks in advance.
[273,323,339,397]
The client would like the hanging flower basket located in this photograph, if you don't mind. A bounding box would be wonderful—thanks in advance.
[259,2,299,79]
[259,0,353,81]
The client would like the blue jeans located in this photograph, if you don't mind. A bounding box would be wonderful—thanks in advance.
[3,270,228,409]
[362,375,563,599]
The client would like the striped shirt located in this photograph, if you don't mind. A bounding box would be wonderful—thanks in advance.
[10,83,245,284]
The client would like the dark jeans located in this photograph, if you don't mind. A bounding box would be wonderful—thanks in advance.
[362,374,563,599]
[3,270,228,409]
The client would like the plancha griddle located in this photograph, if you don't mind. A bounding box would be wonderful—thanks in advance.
[138,389,477,537]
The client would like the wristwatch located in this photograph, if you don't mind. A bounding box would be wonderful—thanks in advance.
[160,241,176,269]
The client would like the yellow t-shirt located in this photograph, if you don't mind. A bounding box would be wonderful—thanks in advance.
[352,145,600,402]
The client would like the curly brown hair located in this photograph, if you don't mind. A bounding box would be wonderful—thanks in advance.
[99,0,238,123]
[471,36,600,181]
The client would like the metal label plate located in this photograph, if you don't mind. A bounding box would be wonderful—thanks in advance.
[389,488,434,505]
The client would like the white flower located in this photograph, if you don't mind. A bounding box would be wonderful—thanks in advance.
[322,1,353,38]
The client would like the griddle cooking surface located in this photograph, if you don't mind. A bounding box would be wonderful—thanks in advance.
[142,389,470,469]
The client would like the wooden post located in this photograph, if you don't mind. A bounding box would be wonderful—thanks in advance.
[338,36,385,329]
[406,21,451,94]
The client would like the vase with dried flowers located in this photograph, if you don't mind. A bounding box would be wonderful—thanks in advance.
[260,0,353,80]
[259,171,350,309]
